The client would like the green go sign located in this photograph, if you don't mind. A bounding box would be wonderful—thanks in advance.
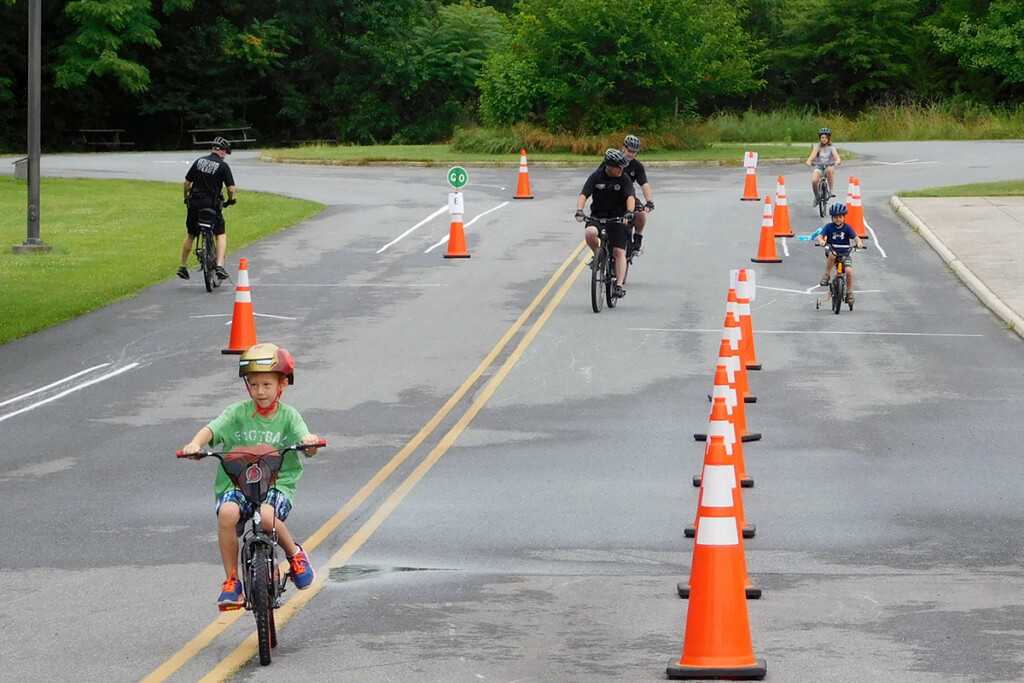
[447,166,469,189]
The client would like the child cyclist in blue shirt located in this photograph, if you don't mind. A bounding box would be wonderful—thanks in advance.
[817,203,864,303]
[180,343,321,609]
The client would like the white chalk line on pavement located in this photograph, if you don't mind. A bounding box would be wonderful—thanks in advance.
[425,201,510,253]
[0,363,140,423]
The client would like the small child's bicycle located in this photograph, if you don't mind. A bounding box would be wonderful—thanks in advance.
[177,440,326,666]
[816,244,865,314]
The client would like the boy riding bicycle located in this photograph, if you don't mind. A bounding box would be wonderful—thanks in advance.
[180,343,321,609]
[816,203,864,304]
[805,127,841,205]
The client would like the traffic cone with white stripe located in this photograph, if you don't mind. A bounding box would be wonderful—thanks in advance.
[773,176,793,237]
[223,258,258,354]
[513,149,533,199]
[850,177,868,239]
[444,213,470,258]
[672,446,767,668]
[688,387,753,489]
[701,339,760,441]
[740,152,759,201]
[736,269,760,371]
[750,197,781,263]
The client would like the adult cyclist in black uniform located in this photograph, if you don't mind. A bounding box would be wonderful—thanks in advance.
[575,148,636,299]
[179,136,236,281]
[621,134,653,253]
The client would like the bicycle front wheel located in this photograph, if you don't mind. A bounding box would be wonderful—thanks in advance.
[832,276,845,314]
[591,247,605,313]
[251,544,274,665]
[818,179,829,218]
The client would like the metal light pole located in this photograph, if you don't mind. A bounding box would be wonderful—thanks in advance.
[14,0,51,254]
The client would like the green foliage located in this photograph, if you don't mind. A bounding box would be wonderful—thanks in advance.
[55,0,161,93]
[930,0,1024,85]
[478,0,762,132]
[766,0,918,109]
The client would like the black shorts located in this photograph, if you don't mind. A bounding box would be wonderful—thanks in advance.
[186,196,225,237]
[588,216,631,250]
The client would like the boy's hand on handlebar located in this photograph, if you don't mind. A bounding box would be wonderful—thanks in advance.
[177,442,204,459]
[301,434,322,456]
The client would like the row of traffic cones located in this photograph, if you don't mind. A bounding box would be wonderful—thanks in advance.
[668,269,767,680]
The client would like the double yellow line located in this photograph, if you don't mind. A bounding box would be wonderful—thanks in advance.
[142,242,590,682]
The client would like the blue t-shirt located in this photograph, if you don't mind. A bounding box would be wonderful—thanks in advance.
[820,222,857,254]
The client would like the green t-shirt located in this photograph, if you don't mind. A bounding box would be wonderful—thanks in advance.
[207,400,311,502]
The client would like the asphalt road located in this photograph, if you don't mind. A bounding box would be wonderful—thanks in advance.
[2,142,1024,682]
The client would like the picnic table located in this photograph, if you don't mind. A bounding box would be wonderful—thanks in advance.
[189,126,257,148]
[80,129,134,149]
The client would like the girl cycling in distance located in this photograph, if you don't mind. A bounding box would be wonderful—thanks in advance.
[805,127,841,205]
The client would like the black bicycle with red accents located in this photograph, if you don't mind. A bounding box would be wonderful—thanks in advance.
[177,440,326,666]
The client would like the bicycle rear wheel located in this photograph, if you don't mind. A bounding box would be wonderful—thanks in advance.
[251,544,274,665]
[200,232,216,293]
[591,247,605,313]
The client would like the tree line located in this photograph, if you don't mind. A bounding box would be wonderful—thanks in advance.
[0,0,1021,151]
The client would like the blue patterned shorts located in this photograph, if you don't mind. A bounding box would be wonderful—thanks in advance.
[215,488,292,522]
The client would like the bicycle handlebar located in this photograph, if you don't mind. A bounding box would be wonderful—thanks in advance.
[176,440,327,459]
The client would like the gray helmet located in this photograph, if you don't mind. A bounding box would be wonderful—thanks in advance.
[604,148,628,168]
[818,127,832,137]
[212,136,232,154]
[623,135,641,152]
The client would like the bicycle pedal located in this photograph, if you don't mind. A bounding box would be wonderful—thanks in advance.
[218,604,243,612]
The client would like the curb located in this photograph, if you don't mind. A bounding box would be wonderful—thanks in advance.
[890,195,1024,339]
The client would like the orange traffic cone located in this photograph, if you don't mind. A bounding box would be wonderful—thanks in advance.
[740,152,759,201]
[693,388,754,489]
[850,177,868,239]
[444,213,470,259]
[222,258,258,355]
[750,198,781,263]
[513,149,533,199]
[673,438,766,620]
[773,176,793,237]
[724,312,757,406]
[844,177,855,214]
[686,423,754,540]
[736,269,760,371]
[705,336,761,441]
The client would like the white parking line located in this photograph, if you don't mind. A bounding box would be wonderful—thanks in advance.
[0,363,140,423]
[377,206,448,253]
[629,328,983,337]
[0,364,110,409]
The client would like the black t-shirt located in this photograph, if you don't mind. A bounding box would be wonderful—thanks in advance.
[580,167,634,218]
[185,153,234,197]
[624,158,648,188]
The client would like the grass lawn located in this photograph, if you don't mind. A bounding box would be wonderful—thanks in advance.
[258,142,815,165]
[0,176,322,345]
[900,180,1024,197]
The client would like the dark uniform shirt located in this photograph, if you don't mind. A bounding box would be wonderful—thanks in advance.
[580,167,634,218]
[186,153,234,198]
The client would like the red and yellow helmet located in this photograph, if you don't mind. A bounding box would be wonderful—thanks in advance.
[238,343,295,384]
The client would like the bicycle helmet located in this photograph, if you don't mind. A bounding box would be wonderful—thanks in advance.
[818,127,832,137]
[623,134,642,152]
[212,136,232,154]
[828,203,848,216]
[604,148,628,168]
[239,343,295,384]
